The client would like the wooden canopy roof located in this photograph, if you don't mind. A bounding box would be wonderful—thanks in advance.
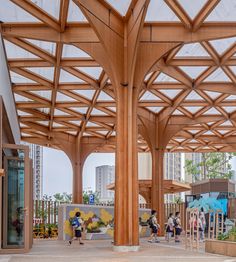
[1,0,236,153]
[107,179,191,194]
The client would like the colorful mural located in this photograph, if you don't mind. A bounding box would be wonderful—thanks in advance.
[59,205,151,241]
[188,197,228,215]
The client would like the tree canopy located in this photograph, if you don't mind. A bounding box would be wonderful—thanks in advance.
[184,153,236,181]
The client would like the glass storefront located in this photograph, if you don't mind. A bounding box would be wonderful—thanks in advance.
[6,155,25,247]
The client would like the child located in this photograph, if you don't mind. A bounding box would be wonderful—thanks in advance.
[69,211,84,245]
[174,212,182,243]
[166,213,174,242]
[148,210,160,243]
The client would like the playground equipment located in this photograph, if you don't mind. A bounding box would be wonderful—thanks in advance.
[208,209,223,240]
[185,208,199,251]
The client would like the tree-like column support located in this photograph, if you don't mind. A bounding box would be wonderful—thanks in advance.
[72,160,83,204]
[151,149,165,235]
[113,86,139,251]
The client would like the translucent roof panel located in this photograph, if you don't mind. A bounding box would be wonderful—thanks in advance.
[146,107,164,114]
[203,107,221,115]
[140,91,161,101]
[106,0,132,16]
[179,66,208,79]
[222,106,236,113]
[31,0,60,20]
[204,68,231,82]
[10,71,37,84]
[29,90,52,100]
[206,0,236,21]
[177,0,207,19]
[76,67,103,80]
[97,91,114,101]
[25,39,56,56]
[91,108,107,115]
[26,67,55,82]
[67,0,88,22]
[204,91,221,100]
[54,109,70,116]
[62,45,90,58]
[70,107,88,114]
[0,0,39,22]
[210,37,236,55]
[158,89,182,99]
[154,73,179,83]
[224,95,236,101]
[73,90,95,100]
[145,0,180,21]
[184,91,204,101]
[59,69,85,83]
[176,43,210,57]
[183,106,203,114]
[4,40,38,59]
[14,94,33,102]
[56,92,77,102]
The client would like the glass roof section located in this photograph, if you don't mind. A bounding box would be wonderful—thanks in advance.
[2,0,236,151]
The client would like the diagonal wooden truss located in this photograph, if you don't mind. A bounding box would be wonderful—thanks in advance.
[1,0,236,154]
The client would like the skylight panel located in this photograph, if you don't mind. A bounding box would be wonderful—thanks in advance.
[179,66,208,79]
[204,68,231,82]
[158,89,182,99]
[10,71,37,84]
[29,90,52,100]
[177,0,207,19]
[154,73,179,83]
[30,0,60,20]
[56,92,77,102]
[69,120,81,126]
[176,43,210,57]
[76,67,102,80]
[67,0,88,21]
[59,69,85,83]
[90,108,107,115]
[62,45,90,58]
[0,0,39,22]
[14,94,33,102]
[145,0,180,21]
[224,95,236,101]
[140,91,161,101]
[203,107,221,115]
[210,37,236,55]
[204,91,221,100]
[54,109,70,116]
[146,107,164,114]
[106,0,132,16]
[73,90,95,100]
[26,67,55,82]
[183,106,203,114]
[4,40,38,59]
[25,39,56,56]
[222,106,236,113]
[185,91,204,101]
[206,0,236,21]
[70,107,88,114]
[97,91,114,101]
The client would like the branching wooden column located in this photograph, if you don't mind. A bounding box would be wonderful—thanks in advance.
[72,0,150,250]
[151,149,165,235]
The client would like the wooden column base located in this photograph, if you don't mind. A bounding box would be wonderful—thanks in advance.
[113,245,140,252]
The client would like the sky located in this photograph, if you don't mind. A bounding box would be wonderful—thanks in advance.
[43,147,236,197]
[43,147,115,197]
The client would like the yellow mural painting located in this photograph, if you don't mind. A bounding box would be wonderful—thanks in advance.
[100,209,113,225]
[141,212,150,222]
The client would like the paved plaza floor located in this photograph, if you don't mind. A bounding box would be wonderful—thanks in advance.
[0,238,235,262]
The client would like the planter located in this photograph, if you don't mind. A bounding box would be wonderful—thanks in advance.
[206,239,236,257]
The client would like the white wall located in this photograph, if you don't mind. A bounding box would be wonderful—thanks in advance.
[0,36,20,144]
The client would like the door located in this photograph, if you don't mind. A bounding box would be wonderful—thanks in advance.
[2,144,32,253]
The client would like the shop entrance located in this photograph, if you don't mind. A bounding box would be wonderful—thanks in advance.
[1,144,32,253]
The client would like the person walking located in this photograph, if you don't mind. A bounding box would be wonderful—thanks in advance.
[148,210,160,243]
[69,211,84,245]
[174,212,182,243]
[199,208,206,242]
[166,213,174,242]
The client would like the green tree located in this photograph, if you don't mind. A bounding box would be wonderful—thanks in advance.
[53,192,72,203]
[184,152,236,181]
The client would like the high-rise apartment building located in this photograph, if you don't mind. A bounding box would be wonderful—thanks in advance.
[184,153,202,183]
[28,144,43,200]
[96,165,115,203]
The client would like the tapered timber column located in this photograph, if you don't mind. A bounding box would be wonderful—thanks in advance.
[151,148,165,235]
[114,86,139,251]
[72,158,83,204]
